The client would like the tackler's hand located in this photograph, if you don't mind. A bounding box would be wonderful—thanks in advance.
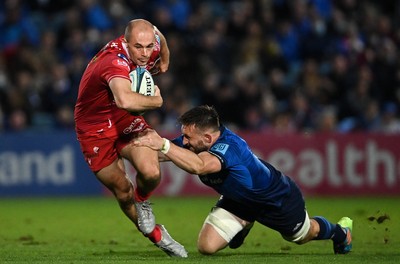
[133,129,164,151]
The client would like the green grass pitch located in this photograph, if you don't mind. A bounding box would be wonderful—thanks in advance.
[0,196,399,263]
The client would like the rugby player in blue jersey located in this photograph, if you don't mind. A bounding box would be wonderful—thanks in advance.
[133,105,353,255]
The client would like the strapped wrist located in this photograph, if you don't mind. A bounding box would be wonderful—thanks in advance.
[160,138,170,154]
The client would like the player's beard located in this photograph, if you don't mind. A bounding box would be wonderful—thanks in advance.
[185,140,208,154]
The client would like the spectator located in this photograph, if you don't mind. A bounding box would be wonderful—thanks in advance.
[0,0,400,134]
[377,102,400,134]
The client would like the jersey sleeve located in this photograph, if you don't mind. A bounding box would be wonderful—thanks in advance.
[171,136,184,147]
[172,135,239,170]
[208,142,241,170]
[100,53,131,83]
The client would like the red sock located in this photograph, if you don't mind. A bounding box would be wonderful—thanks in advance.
[134,188,152,202]
[146,225,162,243]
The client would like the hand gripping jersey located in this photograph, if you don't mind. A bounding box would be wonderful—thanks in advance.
[74,34,160,136]
[173,126,292,210]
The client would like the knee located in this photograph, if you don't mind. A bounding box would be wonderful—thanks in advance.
[197,241,218,255]
[138,164,161,182]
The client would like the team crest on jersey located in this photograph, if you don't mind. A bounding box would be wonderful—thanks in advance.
[211,143,229,155]
[112,58,130,71]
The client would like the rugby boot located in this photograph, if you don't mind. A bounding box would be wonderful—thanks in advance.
[134,200,156,235]
[333,217,353,254]
[154,224,188,258]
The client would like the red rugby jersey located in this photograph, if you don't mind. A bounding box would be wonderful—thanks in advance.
[74,35,160,135]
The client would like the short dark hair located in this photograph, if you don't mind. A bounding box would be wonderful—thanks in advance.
[178,105,220,131]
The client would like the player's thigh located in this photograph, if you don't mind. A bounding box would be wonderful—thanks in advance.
[198,207,245,254]
[120,142,160,176]
[257,177,308,238]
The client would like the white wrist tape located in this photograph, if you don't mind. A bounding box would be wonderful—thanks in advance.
[160,138,170,154]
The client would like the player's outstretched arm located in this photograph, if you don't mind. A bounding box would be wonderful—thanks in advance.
[133,130,221,175]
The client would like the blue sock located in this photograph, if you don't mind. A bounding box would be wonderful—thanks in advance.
[313,216,346,242]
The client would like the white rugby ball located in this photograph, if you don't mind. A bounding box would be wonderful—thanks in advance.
[129,67,155,96]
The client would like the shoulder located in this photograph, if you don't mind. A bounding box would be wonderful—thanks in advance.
[94,47,131,74]
[210,128,252,162]
[219,127,246,149]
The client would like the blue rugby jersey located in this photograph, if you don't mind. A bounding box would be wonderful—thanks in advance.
[172,126,292,210]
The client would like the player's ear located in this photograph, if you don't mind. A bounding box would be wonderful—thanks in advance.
[204,133,213,144]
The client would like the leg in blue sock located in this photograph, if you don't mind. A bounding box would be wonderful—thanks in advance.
[313,216,346,243]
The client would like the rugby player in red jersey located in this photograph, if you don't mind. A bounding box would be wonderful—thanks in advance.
[74,19,187,257]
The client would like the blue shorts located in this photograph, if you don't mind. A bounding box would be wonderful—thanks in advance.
[216,176,306,237]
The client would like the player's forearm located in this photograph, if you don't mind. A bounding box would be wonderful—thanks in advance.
[110,77,163,111]
[154,27,170,71]
[159,37,170,65]
[164,143,206,175]
[116,93,163,112]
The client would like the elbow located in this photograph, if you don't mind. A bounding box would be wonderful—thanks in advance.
[189,165,205,175]
[154,96,164,108]
[115,98,131,111]
[191,169,202,175]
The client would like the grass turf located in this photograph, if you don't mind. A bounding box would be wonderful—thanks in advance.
[0,196,399,263]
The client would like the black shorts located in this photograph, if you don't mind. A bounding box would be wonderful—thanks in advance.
[216,176,306,237]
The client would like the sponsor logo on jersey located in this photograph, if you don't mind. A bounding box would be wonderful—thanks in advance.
[211,143,229,155]
[123,118,145,134]
[200,175,224,185]
[112,58,130,71]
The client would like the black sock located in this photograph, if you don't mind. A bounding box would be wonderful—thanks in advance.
[331,224,347,244]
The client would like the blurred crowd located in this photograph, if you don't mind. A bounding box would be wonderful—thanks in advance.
[1,0,400,134]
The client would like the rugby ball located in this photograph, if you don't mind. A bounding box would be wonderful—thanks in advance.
[129,67,155,96]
